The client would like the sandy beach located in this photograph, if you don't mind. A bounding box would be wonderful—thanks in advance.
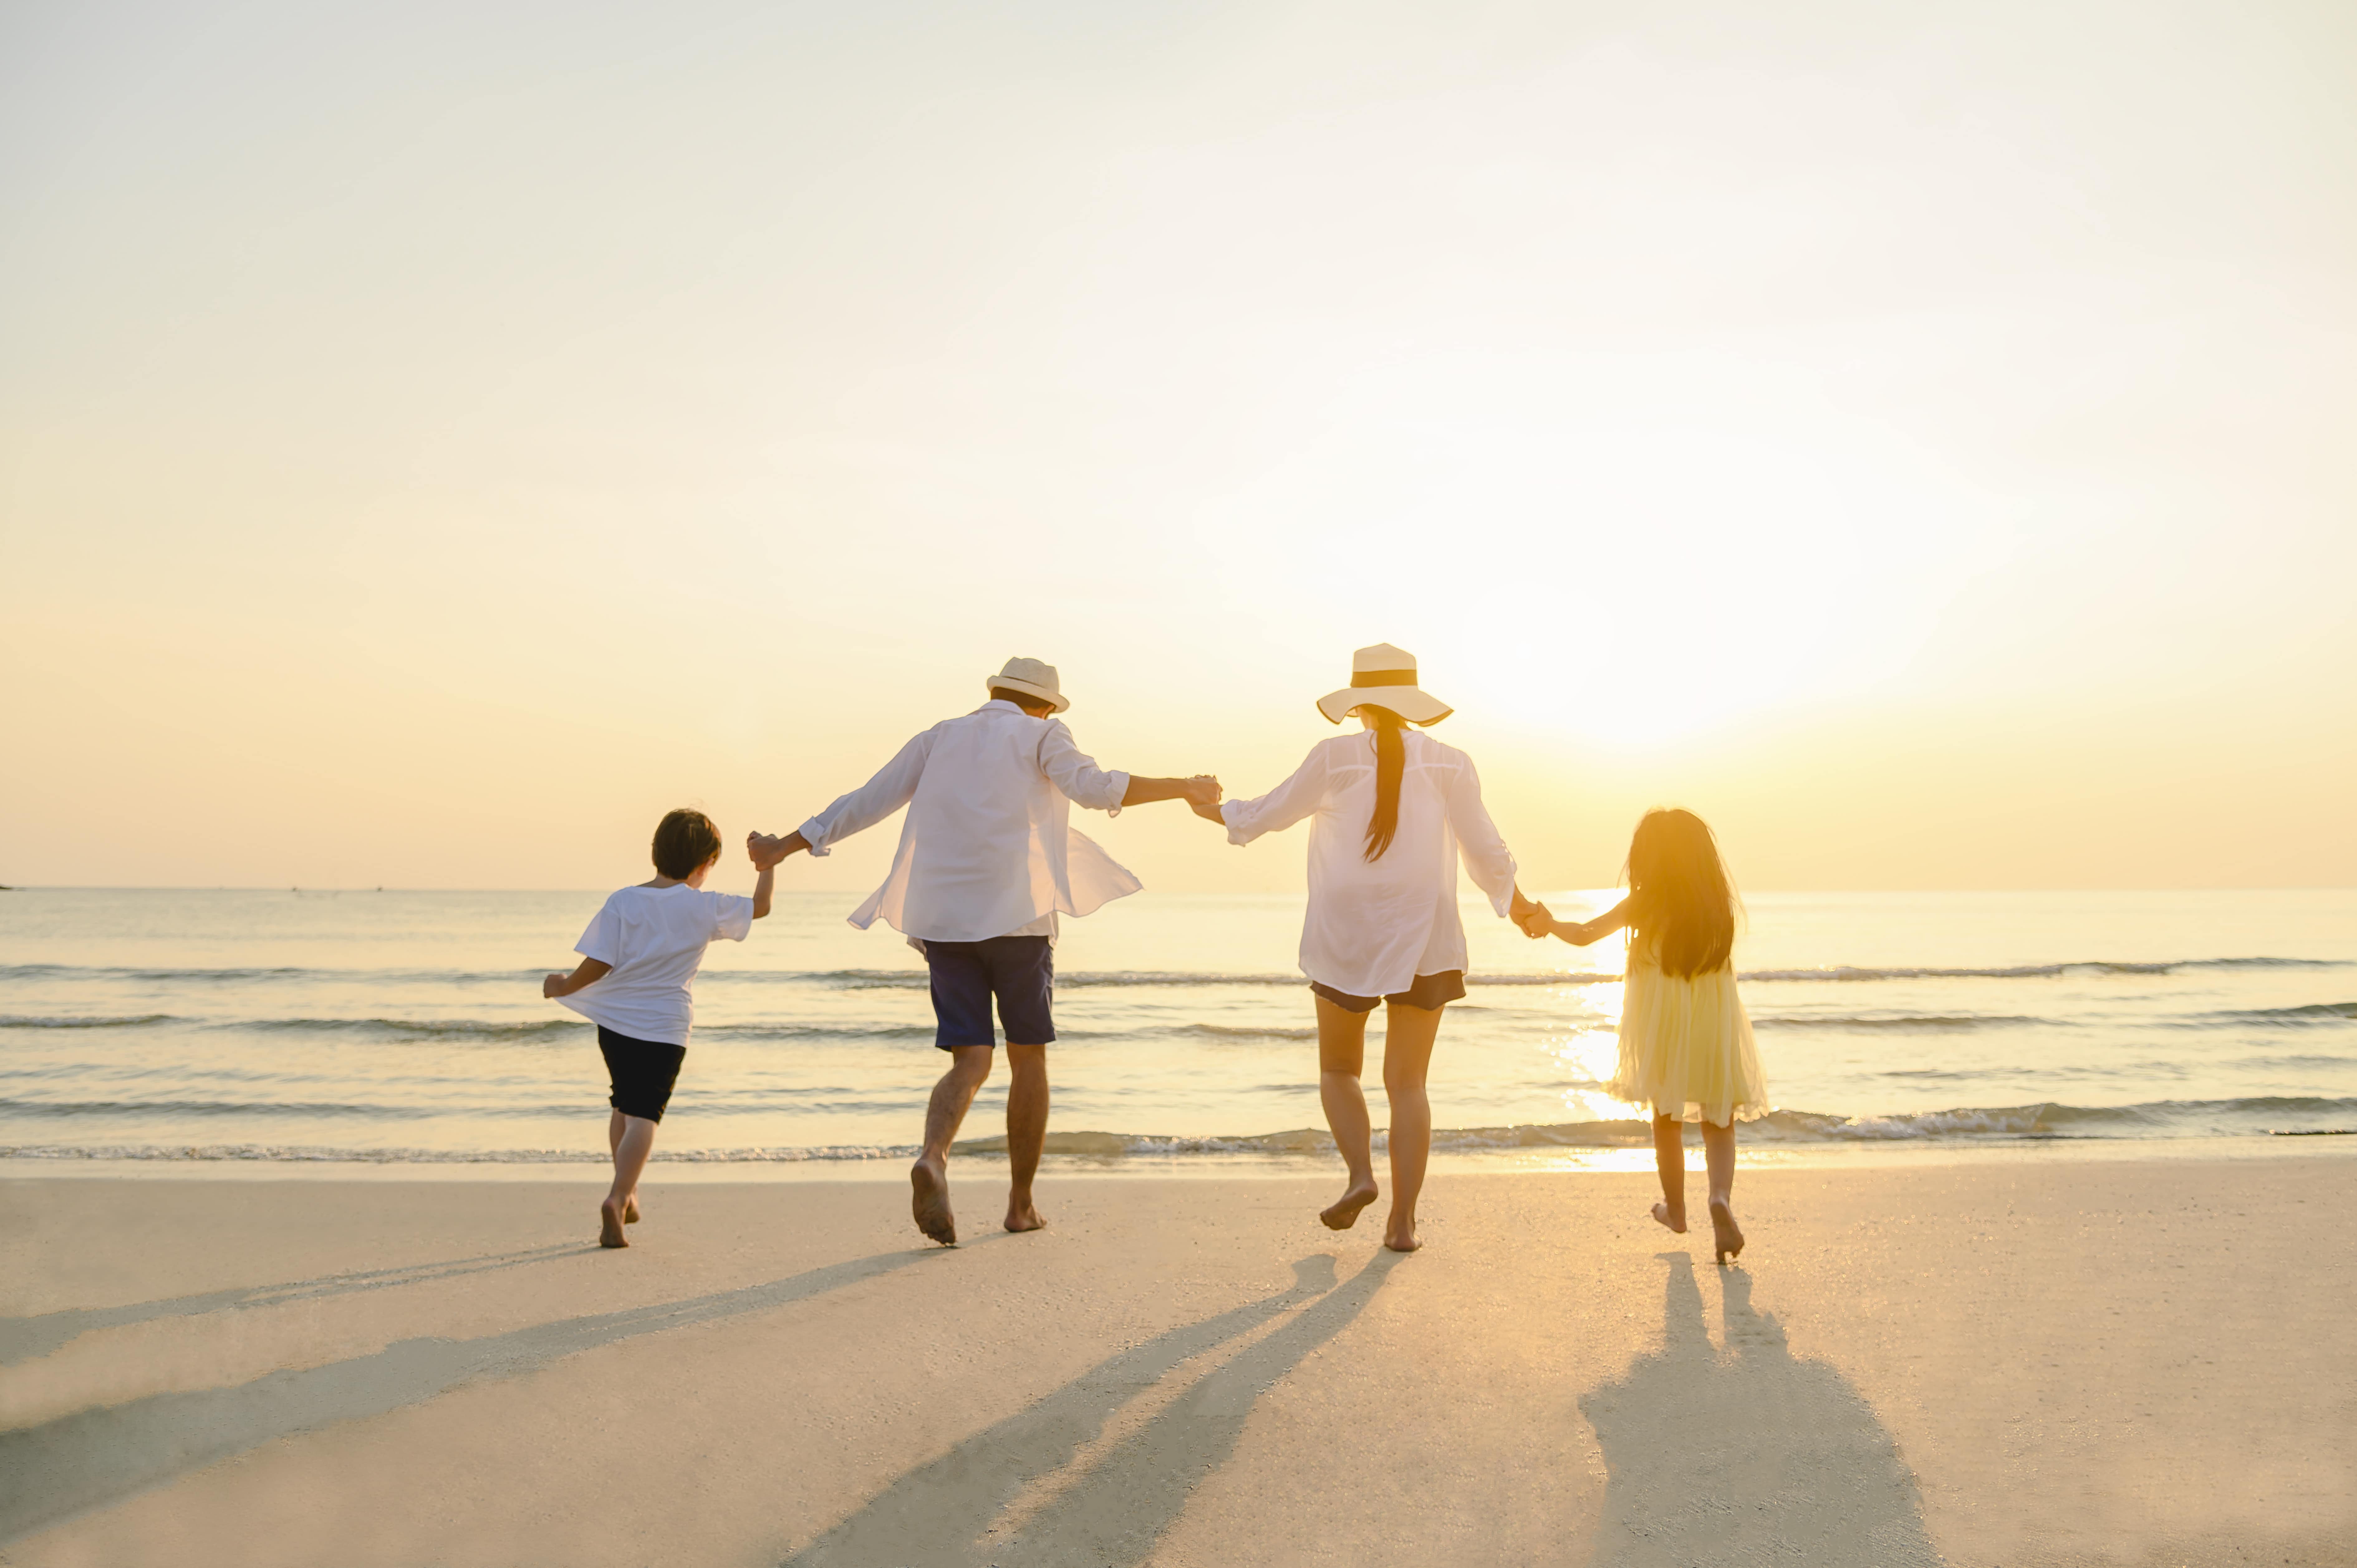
[1,1156,2350,1566]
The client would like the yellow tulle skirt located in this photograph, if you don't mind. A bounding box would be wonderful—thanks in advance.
[1611,950,1768,1125]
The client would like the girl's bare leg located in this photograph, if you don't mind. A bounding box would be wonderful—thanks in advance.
[602,1113,657,1248]
[1651,1113,1689,1233]
[1315,996,1378,1229]
[1703,1117,1744,1262]
[1379,1001,1443,1252]
[607,1110,640,1223]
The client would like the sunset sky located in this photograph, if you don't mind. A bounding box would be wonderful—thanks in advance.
[4,0,2352,894]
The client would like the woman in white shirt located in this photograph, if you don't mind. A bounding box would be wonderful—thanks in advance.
[1196,646,1531,1252]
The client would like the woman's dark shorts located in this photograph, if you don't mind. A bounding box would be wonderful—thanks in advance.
[1310,970,1467,1014]
[924,934,1055,1050]
[597,1026,688,1122]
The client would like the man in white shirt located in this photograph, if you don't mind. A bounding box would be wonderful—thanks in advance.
[754,657,1220,1245]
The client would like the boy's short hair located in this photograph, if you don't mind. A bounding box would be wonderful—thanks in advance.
[652,809,723,880]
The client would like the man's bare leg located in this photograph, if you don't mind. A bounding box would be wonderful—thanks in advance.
[602,1113,657,1249]
[913,1045,993,1245]
[1315,996,1379,1229]
[1004,1042,1049,1232]
[1379,1000,1443,1252]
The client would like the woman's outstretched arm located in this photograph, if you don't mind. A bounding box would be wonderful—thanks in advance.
[1524,896,1631,946]
[1212,745,1331,844]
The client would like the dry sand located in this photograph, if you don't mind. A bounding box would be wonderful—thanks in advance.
[2,1156,2352,1566]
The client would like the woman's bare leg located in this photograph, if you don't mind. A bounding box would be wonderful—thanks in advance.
[1379,1001,1443,1252]
[1703,1117,1743,1262]
[1651,1113,1688,1233]
[1315,996,1378,1229]
[602,1114,657,1248]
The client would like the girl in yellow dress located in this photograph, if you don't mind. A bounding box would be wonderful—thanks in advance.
[1521,809,1766,1262]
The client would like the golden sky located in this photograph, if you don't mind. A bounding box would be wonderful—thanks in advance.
[3,1,2352,892]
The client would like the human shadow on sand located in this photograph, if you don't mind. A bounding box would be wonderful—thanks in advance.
[0,1246,939,1546]
[785,1249,1399,1568]
[0,1242,590,1368]
[1581,1256,1938,1567]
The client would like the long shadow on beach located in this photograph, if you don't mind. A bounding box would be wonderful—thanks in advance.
[0,1246,938,1546]
[785,1249,1399,1568]
[0,1242,590,1368]
[1581,1256,1937,1567]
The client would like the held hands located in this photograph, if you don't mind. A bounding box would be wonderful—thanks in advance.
[1509,887,1549,938]
[1183,774,1226,825]
[745,830,808,869]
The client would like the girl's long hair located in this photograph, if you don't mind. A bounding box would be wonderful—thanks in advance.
[1624,808,1739,978]
[1361,705,1408,861]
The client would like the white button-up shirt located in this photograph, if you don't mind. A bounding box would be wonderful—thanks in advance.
[1220,729,1517,998]
[799,700,1139,944]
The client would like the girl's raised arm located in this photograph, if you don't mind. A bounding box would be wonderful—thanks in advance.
[1545,896,1630,947]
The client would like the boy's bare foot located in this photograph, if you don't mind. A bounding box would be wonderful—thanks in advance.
[1709,1198,1745,1264]
[599,1199,629,1249]
[1383,1219,1421,1252]
[1320,1180,1379,1231]
[910,1156,957,1245]
[1005,1199,1046,1233]
[1651,1201,1688,1234]
[623,1196,640,1225]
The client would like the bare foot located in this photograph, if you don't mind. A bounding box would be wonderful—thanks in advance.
[1004,1199,1046,1234]
[1709,1198,1745,1264]
[623,1196,640,1225]
[1320,1180,1379,1231]
[599,1199,629,1249]
[1383,1220,1421,1253]
[1651,1201,1688,1234]
[910,1157,957,1246]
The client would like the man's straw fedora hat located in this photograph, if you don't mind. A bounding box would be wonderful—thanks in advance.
[1315,643,1453,726]
[986,656,1070,713]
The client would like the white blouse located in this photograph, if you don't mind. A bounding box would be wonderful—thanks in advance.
[1220,729,1518,998]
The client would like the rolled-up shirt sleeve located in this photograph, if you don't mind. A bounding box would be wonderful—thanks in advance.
[1220,745,1330,847]
[1445,755,1518,916]
[798,730,935,856]
[1037,720,1129,814]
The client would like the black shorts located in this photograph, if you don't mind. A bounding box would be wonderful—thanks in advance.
[598,1026,687,1122]
[924,934,1055,1051]
[1310,970,1467,1014]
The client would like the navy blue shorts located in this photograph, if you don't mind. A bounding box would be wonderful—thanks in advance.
[924,934,1055,1050]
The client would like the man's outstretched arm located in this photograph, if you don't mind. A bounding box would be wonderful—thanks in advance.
[751,730,934,862]
[1120,774,1222,808]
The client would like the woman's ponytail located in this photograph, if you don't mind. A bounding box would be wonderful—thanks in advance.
[1362,706,1406,861]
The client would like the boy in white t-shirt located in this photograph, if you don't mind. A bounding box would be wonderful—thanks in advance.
[543,808,778,1248]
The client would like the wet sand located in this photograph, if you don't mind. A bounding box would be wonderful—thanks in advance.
[3,1157,2352,1566]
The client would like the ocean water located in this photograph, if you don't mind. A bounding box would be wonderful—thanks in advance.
[2,888,2354,1167]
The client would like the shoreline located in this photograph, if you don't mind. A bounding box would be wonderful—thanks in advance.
[6,1129,2350,1182]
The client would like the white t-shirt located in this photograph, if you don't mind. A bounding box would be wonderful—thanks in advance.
[555,883,754,1046]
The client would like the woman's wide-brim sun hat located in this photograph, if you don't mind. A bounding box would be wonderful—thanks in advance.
[1316,643,1453,726]
[986,655,1071,713]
